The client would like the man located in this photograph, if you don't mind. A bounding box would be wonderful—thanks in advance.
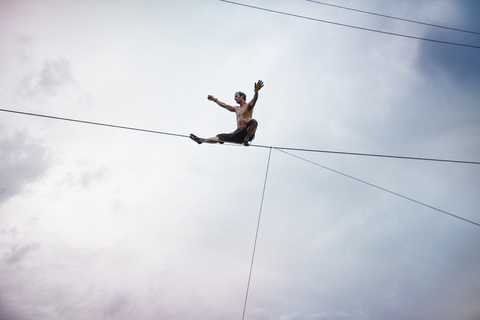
[190,80,264,146]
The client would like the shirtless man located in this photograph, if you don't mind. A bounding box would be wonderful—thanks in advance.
[190,80,264,146]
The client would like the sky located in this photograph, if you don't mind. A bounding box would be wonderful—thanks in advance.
[0,0,479,319]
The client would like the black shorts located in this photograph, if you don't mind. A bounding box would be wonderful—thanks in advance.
[216,119,258,143]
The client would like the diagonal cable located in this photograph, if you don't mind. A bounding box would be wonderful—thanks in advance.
[274,148,480,227]
[219,0,480,49]
[306,0,480,36]
[242,147,272,320]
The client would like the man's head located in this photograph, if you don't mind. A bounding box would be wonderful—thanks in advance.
[235,91,246,103]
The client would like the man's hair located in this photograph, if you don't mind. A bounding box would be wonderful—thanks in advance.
[236,91,246,101]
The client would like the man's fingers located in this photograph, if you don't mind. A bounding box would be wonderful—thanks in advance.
[254,80,264,91]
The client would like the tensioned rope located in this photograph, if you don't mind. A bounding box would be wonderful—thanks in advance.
[0,108,189,139]
[242,147,272,320]
[2,108,479,165]
[3,107,478,227]
[306,0,480,36]
[219,0,480,49]
[274,148,480,227]
[250,144,480,165]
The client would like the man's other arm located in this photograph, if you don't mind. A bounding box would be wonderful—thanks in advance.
[208,95,236,112]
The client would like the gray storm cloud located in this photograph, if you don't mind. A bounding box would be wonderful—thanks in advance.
[0,125,51,204]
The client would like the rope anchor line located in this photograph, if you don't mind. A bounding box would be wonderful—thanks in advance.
[1,108,478,165]
[274,148,480,228]
[242,147,272,320]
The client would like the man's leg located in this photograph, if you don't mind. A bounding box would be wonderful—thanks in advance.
[190,134,224,144]
[243,122,257,145]
[202,136,224,144]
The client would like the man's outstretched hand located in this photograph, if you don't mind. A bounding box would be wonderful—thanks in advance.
[254,80,264,92]
[207,95,217,102]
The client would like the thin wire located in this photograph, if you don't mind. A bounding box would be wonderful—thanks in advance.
[0,108,189,139]
[219,0,480,49]
[306,0,480,36]
[249,144,480,165]
[2,108,480,165]
[274,148,480,227]
[242,147,272,320]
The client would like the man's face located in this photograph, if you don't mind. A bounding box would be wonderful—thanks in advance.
[235,92,244,103]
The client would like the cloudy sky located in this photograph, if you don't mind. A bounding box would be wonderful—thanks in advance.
[1,0,479,319]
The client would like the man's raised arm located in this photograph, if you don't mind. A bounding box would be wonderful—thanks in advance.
[249,80,264,108]
[207,95,236,112]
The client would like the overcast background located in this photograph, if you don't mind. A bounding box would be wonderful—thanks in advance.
[1,0,479,319]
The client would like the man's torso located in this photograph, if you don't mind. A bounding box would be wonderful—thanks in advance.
[235,103,253,127]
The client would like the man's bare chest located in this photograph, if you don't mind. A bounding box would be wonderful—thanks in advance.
[235,105,252,118]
